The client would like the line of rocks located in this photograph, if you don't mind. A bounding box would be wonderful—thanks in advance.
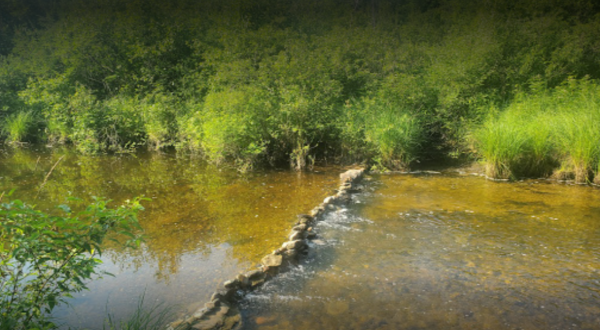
[167,168,366,330]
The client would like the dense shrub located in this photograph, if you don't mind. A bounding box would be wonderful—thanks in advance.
[2,0,600,172]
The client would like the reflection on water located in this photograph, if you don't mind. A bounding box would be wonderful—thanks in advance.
[242,173,600,330]
[0,147,339,328]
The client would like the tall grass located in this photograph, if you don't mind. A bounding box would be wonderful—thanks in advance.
[552,111,600,182]
[473,79,600,183]
[2,111,36,143]
[473,116,530,179]
[103,294,173,330]
[364,105,424,171]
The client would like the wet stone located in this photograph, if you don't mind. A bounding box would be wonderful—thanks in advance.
[245,269,264,281]
[310,207,323,218]
[236,274,250,288]
[289,230,305,241]
[190,308,209,320]
[261,254,283,268]
[282,248,298,259]
[205,301,218,309]
[282,240,306,250]
[210,292,222,303]
[224,279,239,290]
[221,312,242,330]
[293,223,308,231]
[251,278,266,288]
[312,239,327,246]
[298,214,313,224]
[340,168,364,183]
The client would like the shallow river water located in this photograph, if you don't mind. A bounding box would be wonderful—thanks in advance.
[241,173,600,330]
[0,148,339,329]
[2,147,600,330]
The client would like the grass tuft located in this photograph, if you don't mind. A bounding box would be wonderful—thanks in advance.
[103,293,174,330]
[472,78,600,182]
[2,111,36,143]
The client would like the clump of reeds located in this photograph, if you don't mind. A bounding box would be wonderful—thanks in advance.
[103,293,173,330]
[473,102,555,180]
[364,106,424,171]
[2,111,36,144]
[473,78,600,183]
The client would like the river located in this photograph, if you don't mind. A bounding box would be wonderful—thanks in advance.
[241,172,600,330]
[0,147,339,328]
[1,148,599,329]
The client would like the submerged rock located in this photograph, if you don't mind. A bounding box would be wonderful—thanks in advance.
[326,300,349,316]
[169,303,242,330]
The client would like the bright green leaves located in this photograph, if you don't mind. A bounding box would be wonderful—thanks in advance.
[0,195,145,330]
[472,79,600,182]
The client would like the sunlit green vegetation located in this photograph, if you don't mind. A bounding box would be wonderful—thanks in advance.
[0,195,144,330]
[473,79,600,183]
[1,0,600,175]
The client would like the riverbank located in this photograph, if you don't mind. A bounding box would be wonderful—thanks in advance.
[2,0,600,176]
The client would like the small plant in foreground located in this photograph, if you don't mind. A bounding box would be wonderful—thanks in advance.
[0,194,145,330]
[103,292,174,330]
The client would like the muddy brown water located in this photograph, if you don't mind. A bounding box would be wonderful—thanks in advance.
[241,173,600,330]
[0,148,339,329]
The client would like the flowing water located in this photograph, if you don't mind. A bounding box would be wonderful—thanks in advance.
[241,173,600,330]
[0,147,340,329]
[3,148,600,330]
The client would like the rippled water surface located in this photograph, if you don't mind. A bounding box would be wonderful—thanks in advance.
[0,148,339,328]
[242,173,600,330]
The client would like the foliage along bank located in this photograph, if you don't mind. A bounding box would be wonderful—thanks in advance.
[0,195,145,330]
[1,0,600,179]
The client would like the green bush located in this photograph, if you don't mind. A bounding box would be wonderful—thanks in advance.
[101,96,146,152]
[4,0,600,170]
[18,75,75,144]
[0,195,145,330]
[141,93,179,150]
[181,87,270,171]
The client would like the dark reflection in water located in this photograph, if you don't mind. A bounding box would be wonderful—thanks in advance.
[242,173,600,330]
[0,147,339,329]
